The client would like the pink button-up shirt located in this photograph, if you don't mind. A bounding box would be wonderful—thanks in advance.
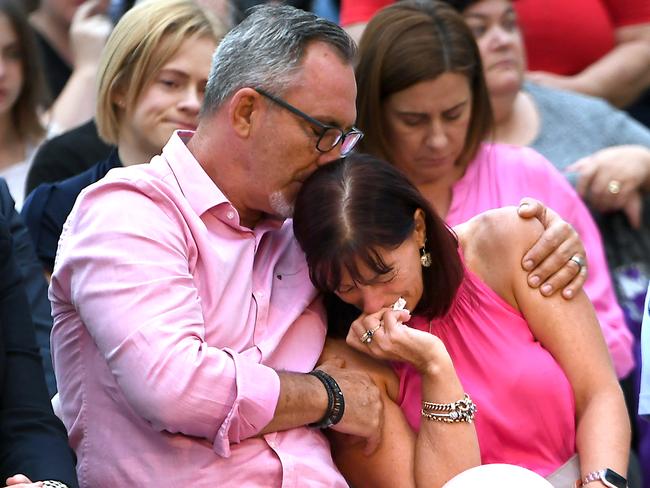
[50,132,348,487]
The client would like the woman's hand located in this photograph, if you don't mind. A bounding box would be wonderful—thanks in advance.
[346,307,451,376]
[517,198,587,299]
[567,145,650,228]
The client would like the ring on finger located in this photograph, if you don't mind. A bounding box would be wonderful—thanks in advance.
[569,254,586,271]
[359,329,373,344]
[607,180,621,195]
[369,321,384,335]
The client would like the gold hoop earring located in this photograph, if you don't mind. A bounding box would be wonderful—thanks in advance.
[420,245,432,268]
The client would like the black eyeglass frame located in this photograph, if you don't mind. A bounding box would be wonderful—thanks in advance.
[255,88,363,156]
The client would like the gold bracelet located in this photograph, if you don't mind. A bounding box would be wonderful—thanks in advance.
[421,393,477,423]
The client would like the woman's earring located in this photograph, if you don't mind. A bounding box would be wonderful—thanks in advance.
[420,245,432,268]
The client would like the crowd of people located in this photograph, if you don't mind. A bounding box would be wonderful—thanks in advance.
[1,0,649,487]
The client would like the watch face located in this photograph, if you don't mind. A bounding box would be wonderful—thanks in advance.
[603,468,627,488]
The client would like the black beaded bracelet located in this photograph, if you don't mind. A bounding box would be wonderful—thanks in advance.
[308,369,345,429]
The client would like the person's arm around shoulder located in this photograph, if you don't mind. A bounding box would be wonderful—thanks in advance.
[467,208,630,478]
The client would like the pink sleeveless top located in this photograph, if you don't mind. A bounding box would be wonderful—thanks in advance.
[393,265,576,476]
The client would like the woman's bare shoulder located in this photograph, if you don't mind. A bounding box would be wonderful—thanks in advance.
[455,207,544,305]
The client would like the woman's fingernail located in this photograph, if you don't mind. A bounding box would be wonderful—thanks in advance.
[529,275,540,286]
[564,289,573,298]
[541,284,552,294]
[523,260,534,271]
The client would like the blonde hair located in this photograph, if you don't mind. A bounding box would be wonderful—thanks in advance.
[96,0,226,144]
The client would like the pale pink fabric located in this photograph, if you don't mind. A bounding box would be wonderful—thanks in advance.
[395,266,576,476]
[445,143,633,378]
[49,131,347,487]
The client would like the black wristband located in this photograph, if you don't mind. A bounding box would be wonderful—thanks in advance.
[307,369,345,429]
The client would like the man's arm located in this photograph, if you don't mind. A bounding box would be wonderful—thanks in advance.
[261,364,383,452]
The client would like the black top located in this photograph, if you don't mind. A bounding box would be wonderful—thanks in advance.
[0,215,78,487]
[25,120,113,195]
[22,149,123,273]
[0,179,55,396]
[32,29,71,104]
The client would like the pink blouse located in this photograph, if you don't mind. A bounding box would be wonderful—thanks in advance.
[445,143,632,378]
[393,266,576,476]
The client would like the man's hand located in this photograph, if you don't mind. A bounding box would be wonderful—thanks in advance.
[317,358,383,455]
[517,198,587,299]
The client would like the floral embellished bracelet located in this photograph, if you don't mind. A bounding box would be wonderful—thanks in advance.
[421,393,477,423]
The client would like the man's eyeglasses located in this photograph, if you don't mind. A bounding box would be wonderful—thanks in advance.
[255,88,363,157]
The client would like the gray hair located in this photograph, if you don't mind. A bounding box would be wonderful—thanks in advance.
[202,4,356,114]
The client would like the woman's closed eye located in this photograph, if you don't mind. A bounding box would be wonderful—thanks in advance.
[400,114,428,127]
[159,78,181,89]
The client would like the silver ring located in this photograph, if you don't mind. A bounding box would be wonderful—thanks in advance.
[607,180,621,195]
[569,254,586,271]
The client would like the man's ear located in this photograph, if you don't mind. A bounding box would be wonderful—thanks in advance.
[228,87,261,138]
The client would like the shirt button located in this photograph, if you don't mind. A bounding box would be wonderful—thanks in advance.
[226,211,235,220]
[256,291,265,299]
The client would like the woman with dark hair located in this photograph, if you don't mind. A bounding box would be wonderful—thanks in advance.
[0,0,47,207]
[293,153,630,487]
[353,0,634,382]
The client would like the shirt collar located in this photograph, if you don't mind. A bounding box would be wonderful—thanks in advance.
[162,130,232,218]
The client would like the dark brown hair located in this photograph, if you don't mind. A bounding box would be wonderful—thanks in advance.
[355,0,492,168]
[293,153,464,337]
[0,0,46,142]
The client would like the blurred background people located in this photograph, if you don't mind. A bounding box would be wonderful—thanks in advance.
[22,0,226,276]
[339,0,650,127]
[0,0,47,209]
[29,0,112,132]
[25,0,233,194]
[0,178,55,396]
[0,213,78,488]
[514,0,650,126]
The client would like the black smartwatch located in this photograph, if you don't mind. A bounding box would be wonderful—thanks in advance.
[578,468,627,488]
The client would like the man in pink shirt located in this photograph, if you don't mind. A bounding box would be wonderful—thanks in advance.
[50,6,377,486]
[49,4,589,487]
